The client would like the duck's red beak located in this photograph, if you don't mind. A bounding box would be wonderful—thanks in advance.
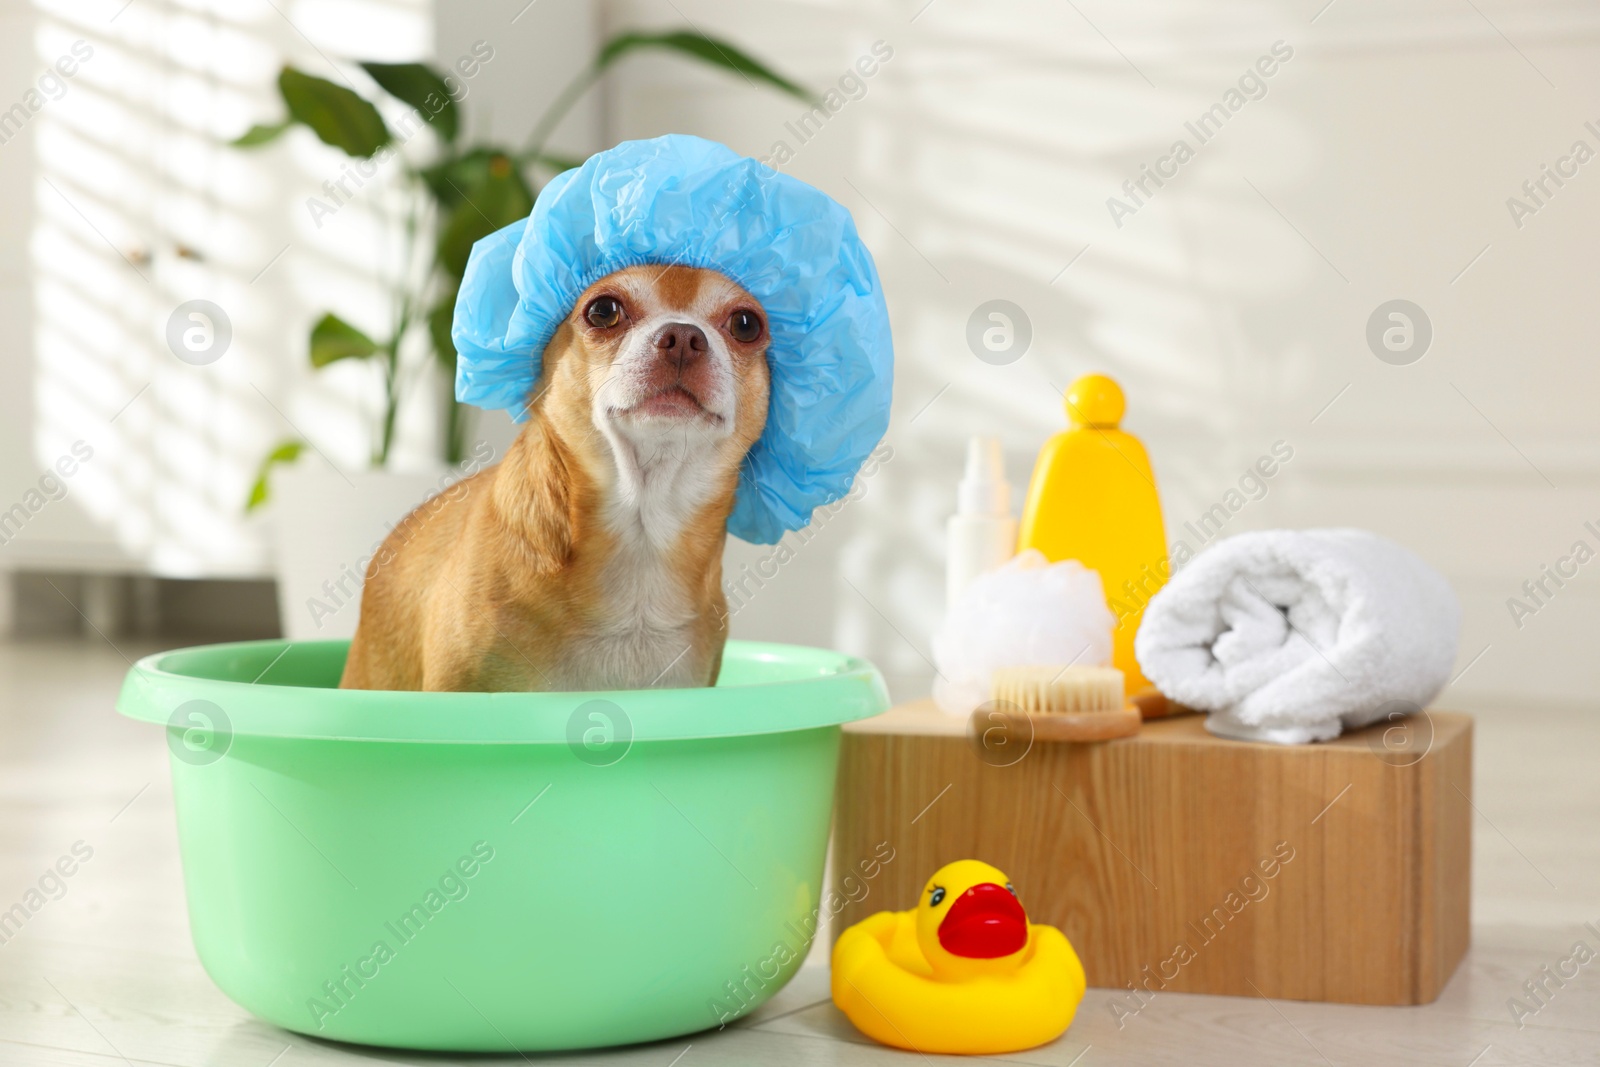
[936,882,1029,959]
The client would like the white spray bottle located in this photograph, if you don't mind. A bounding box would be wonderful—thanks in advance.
[947,437,1017,610]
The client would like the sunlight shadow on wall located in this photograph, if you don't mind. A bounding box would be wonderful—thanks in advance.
[32,0,428,577]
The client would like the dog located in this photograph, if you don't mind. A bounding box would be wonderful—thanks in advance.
[339,264,772,692]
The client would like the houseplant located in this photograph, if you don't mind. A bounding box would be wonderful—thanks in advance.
[233,31,809,638]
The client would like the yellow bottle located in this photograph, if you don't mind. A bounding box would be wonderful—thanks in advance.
[1017,374,1166,693]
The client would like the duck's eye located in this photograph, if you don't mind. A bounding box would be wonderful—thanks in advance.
[585,296,623,328]
[728,308,763,343]
[928,886,946,907]
[1005,883,1017,896]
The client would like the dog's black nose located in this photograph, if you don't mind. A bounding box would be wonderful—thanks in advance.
[653,322,708,369]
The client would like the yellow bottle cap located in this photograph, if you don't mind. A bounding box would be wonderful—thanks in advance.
[1065,374,1124,428]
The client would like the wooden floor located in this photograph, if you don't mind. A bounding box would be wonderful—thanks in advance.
[1,637,1596,1066]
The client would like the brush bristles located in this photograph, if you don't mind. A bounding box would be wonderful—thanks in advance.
[991,665,1125,714]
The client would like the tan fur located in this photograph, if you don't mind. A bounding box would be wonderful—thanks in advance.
[340,265,772,692]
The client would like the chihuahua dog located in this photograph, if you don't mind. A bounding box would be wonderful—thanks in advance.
[340,264,772,692]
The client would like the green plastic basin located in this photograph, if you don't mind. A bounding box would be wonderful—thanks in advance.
[116,639,888,1052]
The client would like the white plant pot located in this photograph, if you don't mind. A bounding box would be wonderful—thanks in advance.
[271,465,452,642]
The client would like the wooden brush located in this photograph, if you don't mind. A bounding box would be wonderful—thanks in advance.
[982,665,1142,741]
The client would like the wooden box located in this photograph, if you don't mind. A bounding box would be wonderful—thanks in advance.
[830,702,1471,1006]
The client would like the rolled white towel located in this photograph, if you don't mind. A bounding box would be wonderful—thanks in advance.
[1134,529,1460,744]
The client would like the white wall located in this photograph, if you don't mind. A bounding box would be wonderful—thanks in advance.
[603,0,1600,710]
[431,0,602,190]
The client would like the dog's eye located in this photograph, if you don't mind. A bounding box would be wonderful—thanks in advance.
[728,309,763,343]
[585,296,623,329]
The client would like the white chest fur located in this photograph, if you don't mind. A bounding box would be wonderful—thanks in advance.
[567,533,709,689]
[571,426,728,689]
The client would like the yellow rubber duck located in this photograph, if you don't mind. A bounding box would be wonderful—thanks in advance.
[830,859,1086,1055]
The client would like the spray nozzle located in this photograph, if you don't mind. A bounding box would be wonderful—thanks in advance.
[958,437,1010,516]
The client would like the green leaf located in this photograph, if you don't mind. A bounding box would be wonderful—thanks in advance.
[428,289,458,369]
[419,147,498,208]
[531,151,585,173]
[596,31,811,101]
[309,312,380,367]
[232,120,292,147]
[434,155,535,277]
[245,439,305,513]
[359,62,459,142]
[277,66,390,158]
[419,146,532,211]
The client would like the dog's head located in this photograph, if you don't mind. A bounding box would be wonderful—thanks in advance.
[533,264,772,528]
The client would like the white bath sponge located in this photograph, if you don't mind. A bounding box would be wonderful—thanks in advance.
[932,550,1115,716]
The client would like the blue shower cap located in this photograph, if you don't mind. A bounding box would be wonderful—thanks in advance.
[452,134,894,544]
